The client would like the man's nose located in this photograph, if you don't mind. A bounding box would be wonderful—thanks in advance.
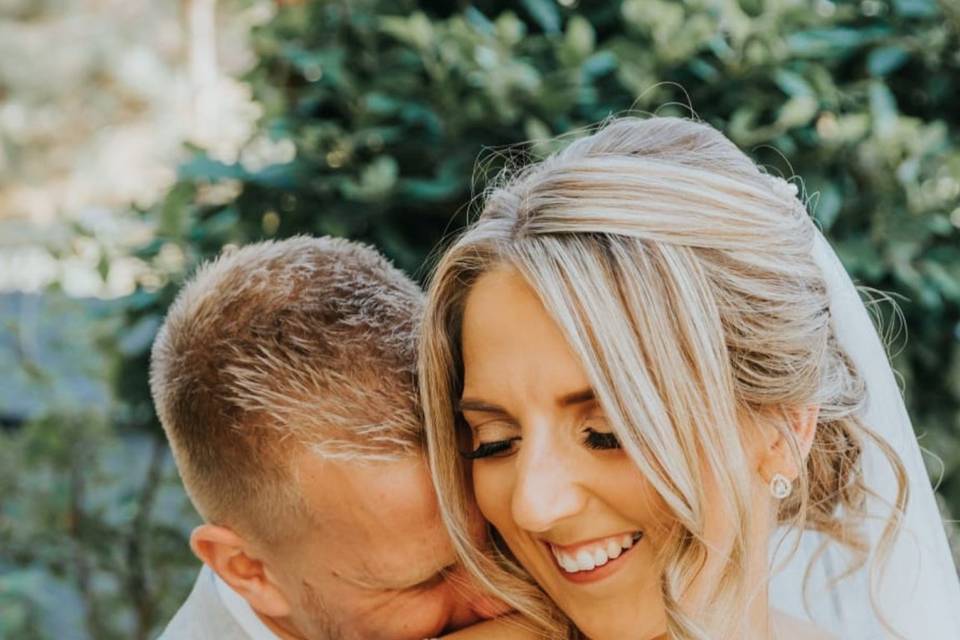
[442,564,512,631]
[511,434,588,534]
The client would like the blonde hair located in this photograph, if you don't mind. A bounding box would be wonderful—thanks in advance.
[150,236,424,542]
[419,117,907,638]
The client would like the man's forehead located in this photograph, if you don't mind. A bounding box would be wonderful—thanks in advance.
[298,453,438,521]
[295,453,453,589]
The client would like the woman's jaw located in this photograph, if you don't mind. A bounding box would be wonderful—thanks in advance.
[500,523,665,638]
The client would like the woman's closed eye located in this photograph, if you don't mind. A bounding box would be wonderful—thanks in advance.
[463,417,621,459]
[584,427,621,450]
[582,416,622,450]
[463,437,521,459]
[461,418,520,459]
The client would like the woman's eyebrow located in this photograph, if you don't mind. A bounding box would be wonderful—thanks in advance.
[557,387,596,407]
[456,398,507,413]
[459,390,596,412]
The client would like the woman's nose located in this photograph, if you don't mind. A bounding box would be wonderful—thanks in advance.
[510,435,587,533]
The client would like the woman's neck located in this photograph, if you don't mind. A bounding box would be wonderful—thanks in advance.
[744,506,775,640]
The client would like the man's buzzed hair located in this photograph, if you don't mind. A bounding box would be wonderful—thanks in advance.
[150,236,424,542]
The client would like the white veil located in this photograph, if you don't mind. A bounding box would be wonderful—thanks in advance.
[768,229,960,638]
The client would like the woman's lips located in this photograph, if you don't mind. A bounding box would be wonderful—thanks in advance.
[545,531,643,584]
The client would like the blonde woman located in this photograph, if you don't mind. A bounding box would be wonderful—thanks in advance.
[418,117,960,639]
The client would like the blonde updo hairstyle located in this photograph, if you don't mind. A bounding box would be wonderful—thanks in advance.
[419,117,907,639]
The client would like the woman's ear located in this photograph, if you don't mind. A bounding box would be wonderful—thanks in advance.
[190,524,292,619]
[757,405,819,483]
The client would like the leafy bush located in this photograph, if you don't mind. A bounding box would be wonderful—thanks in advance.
[142,0,960,501]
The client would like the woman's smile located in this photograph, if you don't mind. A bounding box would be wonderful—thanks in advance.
[545,531,644,584]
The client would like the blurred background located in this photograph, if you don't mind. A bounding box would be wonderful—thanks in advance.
[1,0,958,638]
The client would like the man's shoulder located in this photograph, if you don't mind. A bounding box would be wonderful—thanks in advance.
[157,567,252,640]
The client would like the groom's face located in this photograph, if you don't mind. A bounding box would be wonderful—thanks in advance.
[266,453,505,639]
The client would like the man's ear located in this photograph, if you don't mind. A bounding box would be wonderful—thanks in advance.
[756,405,819,484]
[190,523,292,619]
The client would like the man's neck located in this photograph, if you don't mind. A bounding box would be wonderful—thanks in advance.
[212,570,310,640]
[255,611,309,640]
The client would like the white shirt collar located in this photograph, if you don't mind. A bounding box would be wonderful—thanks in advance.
[210,567,281,640]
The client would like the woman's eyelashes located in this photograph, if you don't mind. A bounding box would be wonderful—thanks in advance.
[584,427,621,450]
[463,437,520,459]
[460,417,518,459]
[462,419,622,459]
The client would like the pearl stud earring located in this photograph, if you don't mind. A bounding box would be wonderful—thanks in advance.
[770,473,792,499]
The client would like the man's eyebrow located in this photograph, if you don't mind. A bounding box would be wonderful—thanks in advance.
[345,562,453,593]
[383,565,452,592]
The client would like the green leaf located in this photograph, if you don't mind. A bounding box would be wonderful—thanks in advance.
[869,80,899,138]
[786,27,890,59]
[340,156,399,203]
[380,12,434,50]
[158,182,197,239]
[494,11,527,46]
[464,6,496,37]
[96,252,111,283]
[811,182,843,230]
[177,155,244,182]
[582,51,618,78]
[248,162,300,189]
[688,58,719,82]
[124,289,161,312]
[774,69,814,97]
[893,0,940,18]
[521,0,561,35]
[199,207,240,240]
[565,15,595,59]
[923,261,960,303]
[777,95,819,129]
[867,46,910,76]
[397,157,467,202]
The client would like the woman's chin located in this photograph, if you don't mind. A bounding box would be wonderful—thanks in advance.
[529,550,666,640]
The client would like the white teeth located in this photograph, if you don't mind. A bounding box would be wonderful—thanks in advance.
[592,547,609,567]
[551,546,582,573]
[550,531,642,574]
[606,539,622,560]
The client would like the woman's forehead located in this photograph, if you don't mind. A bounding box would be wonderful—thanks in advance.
[460,268,596,411]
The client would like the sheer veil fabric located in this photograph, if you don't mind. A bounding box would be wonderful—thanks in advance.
[768,230,960,638]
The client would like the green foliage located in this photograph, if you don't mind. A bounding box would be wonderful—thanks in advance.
[0,410,199,639]
[0,294,198,639]
[139,0,960,493]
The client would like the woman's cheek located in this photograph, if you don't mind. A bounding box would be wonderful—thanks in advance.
[472,462,513,531]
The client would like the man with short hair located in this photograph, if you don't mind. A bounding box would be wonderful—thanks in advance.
[150,236,507,640]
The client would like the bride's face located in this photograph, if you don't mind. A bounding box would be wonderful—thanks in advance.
[459,267,673,639]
